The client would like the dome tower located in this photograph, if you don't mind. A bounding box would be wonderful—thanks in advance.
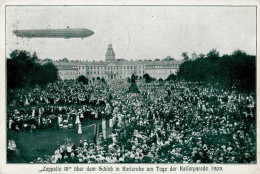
[105,43,115,62]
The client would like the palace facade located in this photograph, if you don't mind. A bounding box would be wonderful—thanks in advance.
[52,43,184,80]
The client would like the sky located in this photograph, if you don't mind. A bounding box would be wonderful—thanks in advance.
[6,6,256,61]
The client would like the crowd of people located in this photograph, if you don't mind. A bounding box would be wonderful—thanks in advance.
[8,81,108,106]
[8,79,254,164]
[7,104,112,132]
[7,81,111,132]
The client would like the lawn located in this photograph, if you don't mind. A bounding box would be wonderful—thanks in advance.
[7,119,112,163]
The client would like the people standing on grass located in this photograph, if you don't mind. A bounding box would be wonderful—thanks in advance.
[7,80,256,163]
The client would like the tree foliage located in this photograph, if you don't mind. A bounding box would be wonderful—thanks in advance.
[61,58,69,62]
[101,77,106,84]
[198,54,205,59]
[177,49,255,91]
[76,75,88,85]
[165,74,177,81]
[43,58,53,62]
[7,50,58,90]
[143,73,151,83]
[143,73,155,83]
[163,56,175,61]
[182,52,189,60]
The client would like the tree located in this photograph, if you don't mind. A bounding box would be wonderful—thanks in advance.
[177,49,256,92]
[198,54,205,59]
[158,78,163,82]
[182,52,189,60]
[166,74,177,81]
[43,58,53,62]
[61,58,69,62]
[76,75,88,85]
[143,73,153,83]
[92,77,95,82]
[41,62,58,84]
[7,50,59,90]
[8,50,34,89]
[154,58,160,61]
[97,76,101,80]
[229,50,255,91]
[207,49,219,61]
[163,56,175,61]
[32,51,39,61]
[31,62,58,86]
[232,49,247,57]
[101,77,106,84]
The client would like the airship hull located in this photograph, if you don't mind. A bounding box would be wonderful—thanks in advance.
[13,28,94,39]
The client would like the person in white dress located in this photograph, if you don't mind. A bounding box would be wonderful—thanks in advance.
[78,123,82,134]
[109,118,113,128]
[75,115,81,125]
[9,119,13,129]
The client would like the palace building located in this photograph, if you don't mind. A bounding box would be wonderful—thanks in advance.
[52,43,184,80]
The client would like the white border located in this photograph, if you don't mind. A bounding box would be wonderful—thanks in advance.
[0,0,259,174]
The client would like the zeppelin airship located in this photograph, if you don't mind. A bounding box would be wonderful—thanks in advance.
[13,28,94,39]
